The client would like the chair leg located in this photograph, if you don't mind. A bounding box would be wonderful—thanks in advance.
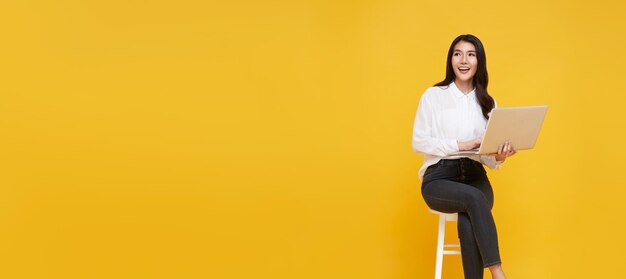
[434,214,445,279]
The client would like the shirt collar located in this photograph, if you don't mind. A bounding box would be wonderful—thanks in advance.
[449,81,476,100]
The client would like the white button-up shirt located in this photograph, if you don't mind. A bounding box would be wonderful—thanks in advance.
[412,81,502,180]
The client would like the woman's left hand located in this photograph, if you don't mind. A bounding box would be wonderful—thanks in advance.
[494,141,516,162]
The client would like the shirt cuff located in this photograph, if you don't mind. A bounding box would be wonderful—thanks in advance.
[443,139,459,155]
[481,155,503,170]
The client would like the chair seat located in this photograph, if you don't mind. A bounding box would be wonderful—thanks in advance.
[428,209,458,221]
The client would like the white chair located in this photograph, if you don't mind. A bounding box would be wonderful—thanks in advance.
[429,209,461,279]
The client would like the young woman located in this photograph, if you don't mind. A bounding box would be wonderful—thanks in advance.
[412,34,516,279]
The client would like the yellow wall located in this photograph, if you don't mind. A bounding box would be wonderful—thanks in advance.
[1,0,625,278]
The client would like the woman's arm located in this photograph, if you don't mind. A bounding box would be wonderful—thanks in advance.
[479,141,517,169]
[479,154,503,170]
[412,93,461,156]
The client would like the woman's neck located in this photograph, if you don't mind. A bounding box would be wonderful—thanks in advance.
[454,79,474,94]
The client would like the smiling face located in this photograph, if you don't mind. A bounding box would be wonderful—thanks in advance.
[451,40,478,84]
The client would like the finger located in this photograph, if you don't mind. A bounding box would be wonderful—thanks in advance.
[498,143,503,155]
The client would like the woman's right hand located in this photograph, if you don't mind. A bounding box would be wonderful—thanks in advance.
[457,137,482,151]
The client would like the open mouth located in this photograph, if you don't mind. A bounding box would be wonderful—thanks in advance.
[458,67,470,74]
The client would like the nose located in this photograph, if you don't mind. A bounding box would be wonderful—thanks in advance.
[461,54,468,64]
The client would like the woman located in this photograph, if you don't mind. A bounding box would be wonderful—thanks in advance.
[412,34,516,279]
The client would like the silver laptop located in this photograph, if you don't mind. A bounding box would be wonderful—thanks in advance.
[454,105,548,155]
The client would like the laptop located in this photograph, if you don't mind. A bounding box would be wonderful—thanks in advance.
[453,105,548,155]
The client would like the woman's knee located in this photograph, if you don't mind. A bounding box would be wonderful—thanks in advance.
[463,190,490,211]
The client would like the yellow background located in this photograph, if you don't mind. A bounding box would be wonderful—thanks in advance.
[1,0,625,278]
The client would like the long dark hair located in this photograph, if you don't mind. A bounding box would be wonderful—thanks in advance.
[435,34,494,119]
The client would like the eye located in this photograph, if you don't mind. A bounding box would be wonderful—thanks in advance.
[453,52,461,56]
[469,53,476,57]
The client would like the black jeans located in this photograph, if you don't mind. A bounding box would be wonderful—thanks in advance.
[421,158,501,279]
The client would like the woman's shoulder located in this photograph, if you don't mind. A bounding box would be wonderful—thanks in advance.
[421,85,450,99]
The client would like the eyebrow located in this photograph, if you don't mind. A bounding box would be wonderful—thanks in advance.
[454,49,477,52]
